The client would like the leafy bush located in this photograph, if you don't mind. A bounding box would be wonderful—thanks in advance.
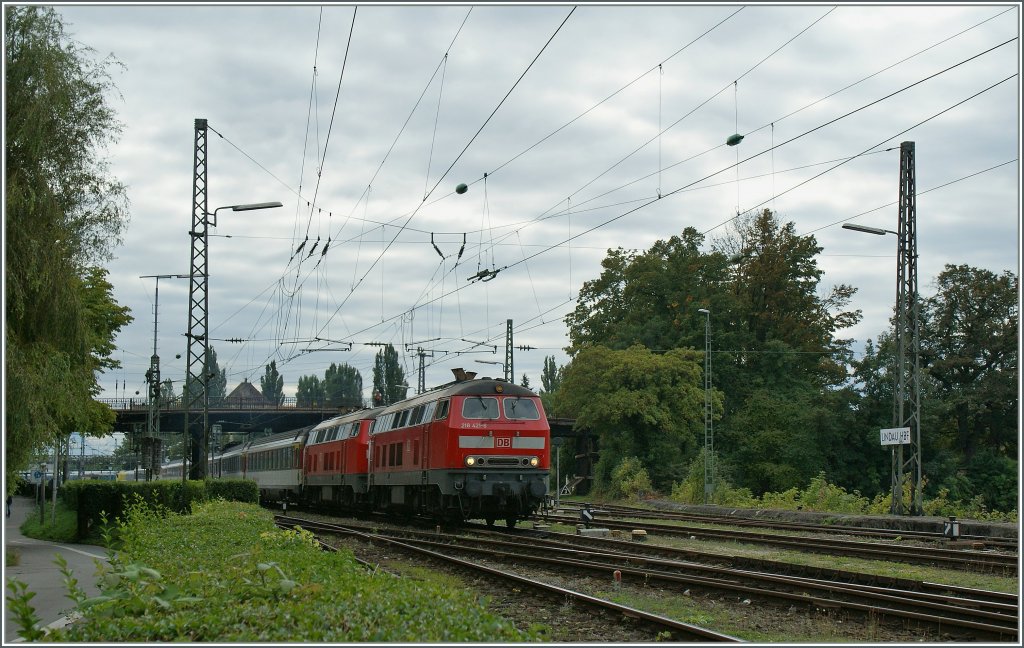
[203,478,258,504]
[609,456,652,501]
[40,499,539,642]
[669,468,1016,522]
[795,472,870,514]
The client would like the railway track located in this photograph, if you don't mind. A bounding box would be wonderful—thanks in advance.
[275,514,741,642]
[539,511,1018,575]
[569,503,1018,550]
[276,514,1018,641]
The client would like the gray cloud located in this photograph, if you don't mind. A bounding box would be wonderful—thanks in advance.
[48,3,1019,401]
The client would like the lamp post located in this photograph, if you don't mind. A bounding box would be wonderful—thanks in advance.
[475,359,507,378]
[141,274,188,481]
[697,308,713,505]
[184,197,282,482]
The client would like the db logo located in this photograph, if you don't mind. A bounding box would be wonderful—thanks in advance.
[496,437,511,448]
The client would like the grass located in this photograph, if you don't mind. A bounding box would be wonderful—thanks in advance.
[652,534,1018,594]
[6,548,21,567]
[40,499,543,642]
[19,500,80,543]
[552,496,1018,594]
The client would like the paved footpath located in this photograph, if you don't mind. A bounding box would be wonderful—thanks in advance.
[3,495,106,643]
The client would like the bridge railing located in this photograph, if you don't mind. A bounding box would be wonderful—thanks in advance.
[96,397,359,411]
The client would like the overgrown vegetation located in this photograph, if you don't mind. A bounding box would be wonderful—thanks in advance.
[668,460,1017,523]
[11,499,540,642]
[552,211,1017,514]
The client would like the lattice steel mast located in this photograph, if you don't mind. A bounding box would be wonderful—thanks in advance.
[892,141,922,515]
[184,118,210,481]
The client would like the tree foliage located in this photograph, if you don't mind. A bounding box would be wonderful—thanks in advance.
[324,363,363,409]
[560,210,861,497]
[921,265,1017,511]
[296,375,326,408]
[372,344,407,406]
[5,6,131,481]
[182,347,226,405]
[556,345,715,493]
[260,361,284,406]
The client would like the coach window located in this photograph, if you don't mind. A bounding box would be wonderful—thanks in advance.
[463,396,500,419]
[422,401,437,421]
[349,423,360,438]
[434,399,450,420]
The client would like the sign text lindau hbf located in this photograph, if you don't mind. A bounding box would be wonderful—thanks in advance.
[880,427,911,446]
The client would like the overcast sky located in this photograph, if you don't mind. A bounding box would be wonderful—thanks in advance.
[41,2,1020,407]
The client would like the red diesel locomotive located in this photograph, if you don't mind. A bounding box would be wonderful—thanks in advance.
[168,370,551,526]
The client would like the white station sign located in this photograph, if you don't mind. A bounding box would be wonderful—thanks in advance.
[880,427,911,446]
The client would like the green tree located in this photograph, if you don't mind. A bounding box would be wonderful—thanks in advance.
[519,373,531,389]
[562,210,861,497]
[159,379,177,404]
[539,355,563,413]
[296,375,325,408]
[260,360,284,406]
[183,346,226,406]
[920,264,1018,510]
[4,6,131,482]
[540,356,561,393]
[566,227,730,355]
[556,345,715,493]
[324,362,363,409]
[372,344,407,406]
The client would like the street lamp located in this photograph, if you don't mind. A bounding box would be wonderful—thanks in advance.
[841,223,897,237]
[475,359,507,377]
[184,197,282,482]
[696,308,713,505]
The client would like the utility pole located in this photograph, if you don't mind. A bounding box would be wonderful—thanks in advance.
[414,348,435,394]
[184,118,210,481]
[697,308,713,504]
[893,141,922,516]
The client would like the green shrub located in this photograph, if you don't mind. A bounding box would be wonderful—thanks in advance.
[796,472,869,514]
[43,500,540,642]
[204,478,258,504]
[609,456,652,501]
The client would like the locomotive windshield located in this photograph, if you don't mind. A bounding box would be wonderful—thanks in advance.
[503,397,541,420]
[462,396,500,419]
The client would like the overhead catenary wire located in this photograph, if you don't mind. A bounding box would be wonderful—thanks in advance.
[311,7,578,341]
[198,12,1015,389]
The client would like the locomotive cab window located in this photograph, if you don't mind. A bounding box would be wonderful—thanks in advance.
[503,397,541,420]
[462,396,500,419]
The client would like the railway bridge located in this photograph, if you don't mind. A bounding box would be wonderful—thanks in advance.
[102,401,597,494]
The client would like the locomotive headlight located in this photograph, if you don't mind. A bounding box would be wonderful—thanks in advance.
[465,456,476,467]
[530,456,539,467]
